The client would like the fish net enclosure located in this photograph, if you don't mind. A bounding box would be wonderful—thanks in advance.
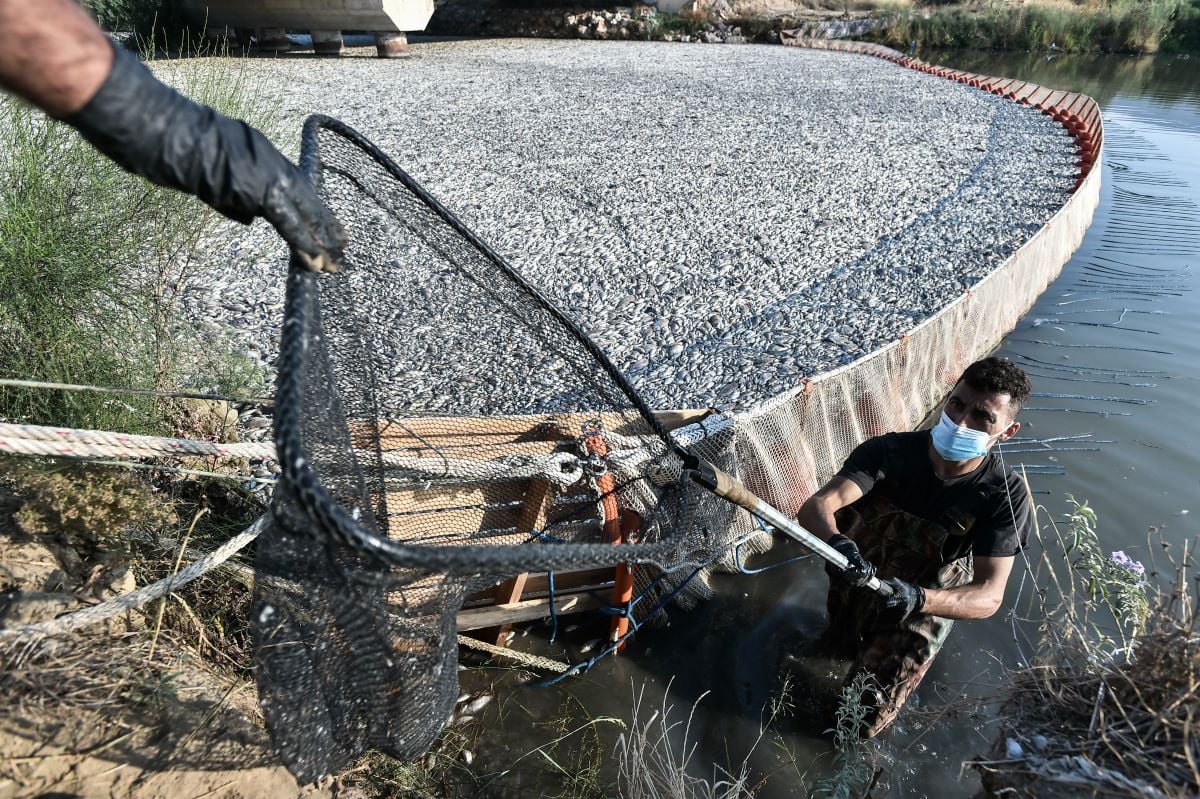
[254,89,1099,781]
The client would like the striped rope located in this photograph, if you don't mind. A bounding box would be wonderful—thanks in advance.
[0,517,265,642]
[456,635,569,674]
[0,376,273,406]
[0,420,728,486]
[0,422,275,461]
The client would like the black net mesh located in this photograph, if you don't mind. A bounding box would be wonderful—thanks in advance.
[253,116,713,783]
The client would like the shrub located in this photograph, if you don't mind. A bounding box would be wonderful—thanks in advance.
[83,0,202,53]
[972,496,1197,797]
[873,0,1187,53]
[0,49,273,434]
[0,456,177,559]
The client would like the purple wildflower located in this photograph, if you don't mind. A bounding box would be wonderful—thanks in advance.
[1110,550,1145,575]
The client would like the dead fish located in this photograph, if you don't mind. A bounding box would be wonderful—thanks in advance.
[452,715,476,726]
[462,750,475,765]
[464,694,492,715]
[579,638,603,654]
[456,693,470,705]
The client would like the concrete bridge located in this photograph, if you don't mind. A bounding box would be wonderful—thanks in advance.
[182,0,435,57]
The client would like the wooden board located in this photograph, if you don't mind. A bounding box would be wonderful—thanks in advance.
[457,592,604,631]
[352,408,710,453]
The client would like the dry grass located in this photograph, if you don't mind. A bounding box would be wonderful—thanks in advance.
[615,683,757,799]
[976,578,1200,797]
[969,496,1200,798]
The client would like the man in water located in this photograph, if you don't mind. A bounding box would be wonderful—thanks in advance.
[0,0,344,272]
[795,356,1034,736]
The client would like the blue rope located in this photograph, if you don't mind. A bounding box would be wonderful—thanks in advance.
[525,527,568,545]
[518,518,805,685]
[547,570,559,643]
[535,560,712,688]
[734,517,812,575]
[588,562,680,617]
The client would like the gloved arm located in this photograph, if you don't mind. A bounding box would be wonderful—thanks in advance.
[823,533,876,589]
[877,576,925,624]
[63,43,345,272]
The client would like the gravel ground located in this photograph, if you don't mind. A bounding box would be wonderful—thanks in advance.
[178,38,1078,412]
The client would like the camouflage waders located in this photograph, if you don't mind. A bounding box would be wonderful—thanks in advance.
[823,494,975,736]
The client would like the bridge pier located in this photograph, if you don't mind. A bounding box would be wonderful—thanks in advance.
[257,27,291,53]
[374,31,411,58]
[312,30,346,56]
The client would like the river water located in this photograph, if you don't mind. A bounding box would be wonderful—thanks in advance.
[462,51,1200,798]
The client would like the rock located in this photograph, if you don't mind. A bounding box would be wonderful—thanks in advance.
[0,591,78,627]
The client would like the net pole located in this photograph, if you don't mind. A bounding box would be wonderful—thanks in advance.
[689,461,892,596]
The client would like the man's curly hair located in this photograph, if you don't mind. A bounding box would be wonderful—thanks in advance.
[959,357,1032,414]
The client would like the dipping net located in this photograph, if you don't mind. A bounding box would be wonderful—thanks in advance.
[253,116,750,783]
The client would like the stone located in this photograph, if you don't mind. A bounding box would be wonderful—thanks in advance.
[0,591,77,627]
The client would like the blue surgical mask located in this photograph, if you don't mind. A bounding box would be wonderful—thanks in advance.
[930,411,996,462]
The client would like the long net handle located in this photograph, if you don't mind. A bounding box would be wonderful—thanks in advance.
[690,462,892,597]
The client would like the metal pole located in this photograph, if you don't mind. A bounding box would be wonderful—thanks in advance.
[690,462,891,596]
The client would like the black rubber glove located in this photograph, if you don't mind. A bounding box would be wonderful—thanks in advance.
[64,43,345,272]
[824,533,876,589]
[878,576,926,624]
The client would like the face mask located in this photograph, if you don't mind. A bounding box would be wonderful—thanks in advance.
[930,411,997,462]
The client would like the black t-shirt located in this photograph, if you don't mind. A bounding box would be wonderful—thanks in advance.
[836,431,1032,560]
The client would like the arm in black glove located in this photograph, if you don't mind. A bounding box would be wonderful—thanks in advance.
[877,576,925,624]
[823,533,876,589]
[64,43,345,273]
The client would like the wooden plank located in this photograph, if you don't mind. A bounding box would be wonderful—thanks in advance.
[457,593,604,631]
[383,483,525,544]
[462,568,616,604]
[378,439,567,462]
[351,408,711,451]
[491,476,555,645]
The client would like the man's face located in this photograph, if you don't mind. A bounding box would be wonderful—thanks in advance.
[943,381,1021,446]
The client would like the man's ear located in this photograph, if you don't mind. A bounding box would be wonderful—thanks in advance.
[999,420,1021,442]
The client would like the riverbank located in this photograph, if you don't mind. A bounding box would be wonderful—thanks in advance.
[418,0,1200,54]
[869,0,1200,54]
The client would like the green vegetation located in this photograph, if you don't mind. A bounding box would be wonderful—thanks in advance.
[812,673,879,799]
[0,51,271,434]
[83,0,202,52]
[974,496,1198,795]
[0,457,178,558]
[872,0,1196,54]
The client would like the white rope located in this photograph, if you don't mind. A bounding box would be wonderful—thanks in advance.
[0,517,265,642]
[382,450,584,486]
[0,422,275,461]
[0,511,572,672]
[0,423,587,485]
[456,635,569,673]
